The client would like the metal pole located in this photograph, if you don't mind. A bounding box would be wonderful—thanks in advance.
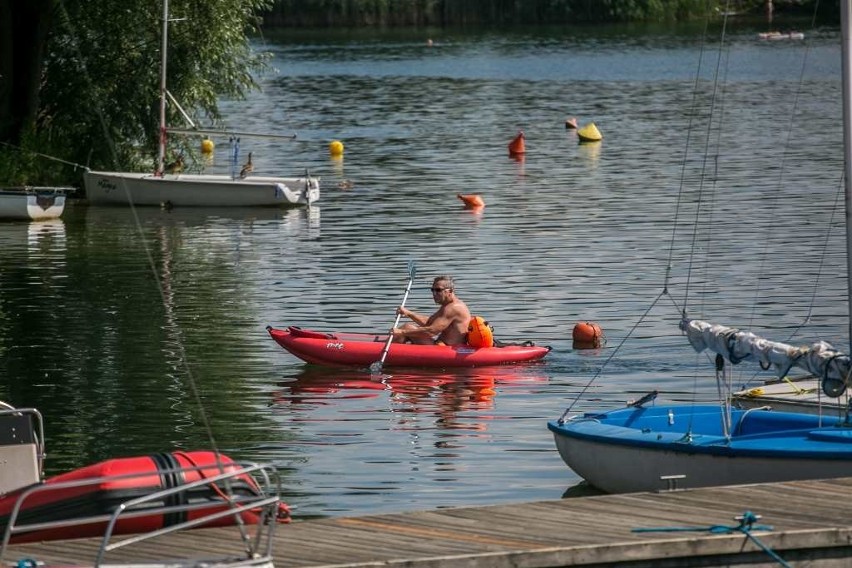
[843,0,852,353]
[156,0,169,175]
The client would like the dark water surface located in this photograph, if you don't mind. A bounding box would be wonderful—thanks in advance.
[1,22,847,518]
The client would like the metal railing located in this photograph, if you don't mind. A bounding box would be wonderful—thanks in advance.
[0,460,284,567]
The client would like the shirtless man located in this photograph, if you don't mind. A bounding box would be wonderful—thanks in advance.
[391,275,471,345]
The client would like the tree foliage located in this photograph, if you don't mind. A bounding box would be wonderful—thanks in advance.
[0,0,271,185]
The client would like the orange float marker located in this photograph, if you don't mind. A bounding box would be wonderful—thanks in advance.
[565,117,578,129]
[508,130,526,155]
[457,193,485,209]
[572,321,604,349]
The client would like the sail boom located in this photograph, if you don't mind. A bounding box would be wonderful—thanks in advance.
[166,127,297,140]
[681,319,851,383]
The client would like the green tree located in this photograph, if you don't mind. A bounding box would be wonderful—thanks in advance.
[0,0,270,185]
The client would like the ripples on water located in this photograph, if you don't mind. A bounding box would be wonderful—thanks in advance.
[0,24,846,517]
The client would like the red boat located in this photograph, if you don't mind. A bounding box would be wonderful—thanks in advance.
[266,325,551,368]
[0,450,289,544]
[0,405,288,547]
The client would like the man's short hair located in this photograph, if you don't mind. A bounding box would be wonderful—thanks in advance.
[434,275,455,290]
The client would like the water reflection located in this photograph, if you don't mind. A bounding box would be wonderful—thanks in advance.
[27,219,66,251]
[269,364,550,498]
[578,140,602,168]
[0,219,66,258]
[275,366,546,414]
[273,366,547,439]
[273,368,386,404]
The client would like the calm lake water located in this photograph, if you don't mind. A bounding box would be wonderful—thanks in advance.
[1,21,848,519]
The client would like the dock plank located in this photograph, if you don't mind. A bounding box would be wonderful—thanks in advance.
[6,477,852,567]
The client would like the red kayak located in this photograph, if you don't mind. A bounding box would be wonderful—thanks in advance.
[266,325,551,368]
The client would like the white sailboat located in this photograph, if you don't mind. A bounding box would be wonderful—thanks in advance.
[83,0,319,208]
[549,2,852,493]
[0,187,70,220]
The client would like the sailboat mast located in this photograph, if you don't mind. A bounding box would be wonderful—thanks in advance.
[156,0,170,174]
[844,0,852,352]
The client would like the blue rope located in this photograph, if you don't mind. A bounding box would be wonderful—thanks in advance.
[632,511,791,568]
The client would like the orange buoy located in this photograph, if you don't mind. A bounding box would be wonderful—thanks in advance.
[565,117,578,129]
[457,193,485,209]
[572,321,604,349]
[508,131,526,155]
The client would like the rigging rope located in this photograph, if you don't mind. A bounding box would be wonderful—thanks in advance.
[632,510,791,568]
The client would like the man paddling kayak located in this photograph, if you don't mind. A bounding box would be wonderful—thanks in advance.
[392,275,471,346]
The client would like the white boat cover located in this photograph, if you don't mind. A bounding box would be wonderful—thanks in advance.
[680,319,851,384]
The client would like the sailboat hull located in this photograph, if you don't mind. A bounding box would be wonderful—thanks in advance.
[549,405,852,493]
[0,190,67,220]
[84,171,319,207]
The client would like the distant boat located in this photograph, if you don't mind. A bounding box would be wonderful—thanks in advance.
[84,171,319,208]
[0,187,71,221]
[759,31,805,40]
[83,0,319,208]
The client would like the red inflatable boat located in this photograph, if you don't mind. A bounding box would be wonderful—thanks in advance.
[267,325,551,368]
[0,450,289,543]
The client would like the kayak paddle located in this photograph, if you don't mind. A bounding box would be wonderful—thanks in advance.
[370,260,417,374]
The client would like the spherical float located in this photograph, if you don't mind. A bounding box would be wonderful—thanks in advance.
[329,140,344,156]
[572,321,604,349]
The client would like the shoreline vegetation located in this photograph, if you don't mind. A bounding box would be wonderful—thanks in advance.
[260,0,838,27]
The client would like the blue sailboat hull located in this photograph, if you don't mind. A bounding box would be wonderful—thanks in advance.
[549,405,852,493]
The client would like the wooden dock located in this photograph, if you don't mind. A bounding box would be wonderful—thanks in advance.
[6,477,852,567]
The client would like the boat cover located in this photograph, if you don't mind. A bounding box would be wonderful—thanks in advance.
[681,318,851,386]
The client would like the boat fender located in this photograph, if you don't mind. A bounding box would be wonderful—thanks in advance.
[467,316,494,348]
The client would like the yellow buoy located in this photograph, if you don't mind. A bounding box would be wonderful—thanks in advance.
[200,137,215,155]
[577,122,603,142]
[329,140,344,156]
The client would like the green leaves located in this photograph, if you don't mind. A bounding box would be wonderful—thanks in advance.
[0,0,271,184]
